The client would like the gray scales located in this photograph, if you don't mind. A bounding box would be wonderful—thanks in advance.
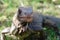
[28,13,43,31]
[28,13,60,31]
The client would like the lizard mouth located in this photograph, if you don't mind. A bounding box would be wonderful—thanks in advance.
[18,16,33,23]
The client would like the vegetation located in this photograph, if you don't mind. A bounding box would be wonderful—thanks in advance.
[0,0,60,40]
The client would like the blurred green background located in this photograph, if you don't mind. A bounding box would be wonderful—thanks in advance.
[0,0,60,40]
